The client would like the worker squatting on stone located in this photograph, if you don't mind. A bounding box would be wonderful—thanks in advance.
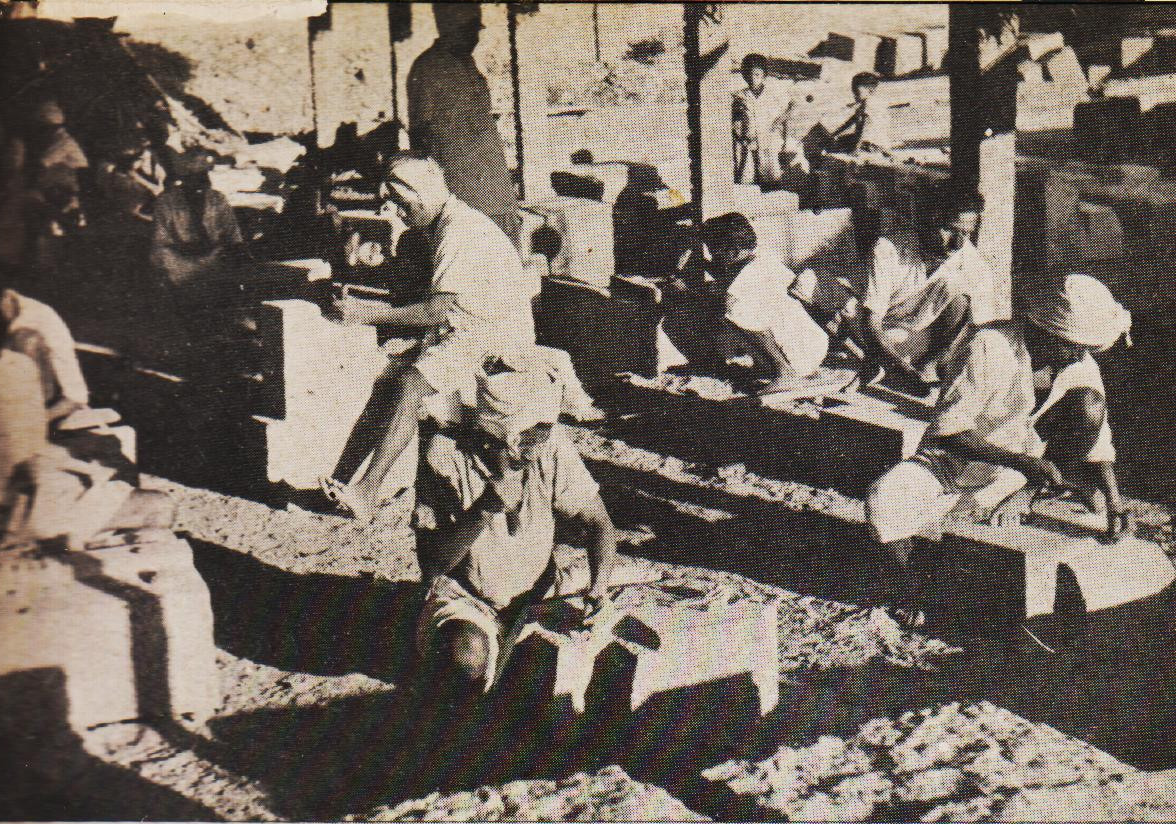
[866,274,1133,627]
[414,359,618,694]
[321,153,541,522]
[1,286,90,425]
[839,191,995,397]
[698,212,829,394]
[1,296,173,550]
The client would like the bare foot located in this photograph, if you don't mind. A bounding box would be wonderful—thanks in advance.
[320,476,374,521]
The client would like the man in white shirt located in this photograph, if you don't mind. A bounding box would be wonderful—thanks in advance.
[844,193,994,396]
[1,287,89,423]
[865,274,1133,626]
[414,360,618,694]
[702,212,829,393]
[324,153,540,521]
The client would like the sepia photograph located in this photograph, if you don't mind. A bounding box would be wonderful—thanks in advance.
[4,0,1176,820]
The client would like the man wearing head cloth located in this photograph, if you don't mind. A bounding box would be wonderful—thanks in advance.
[412,358,618,695]
[323,152,542,520]
[407,3,519,242]
[865,273,1132,626]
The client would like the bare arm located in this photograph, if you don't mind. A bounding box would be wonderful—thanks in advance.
[333,293,456,329]
[574,494,619,613]
[940,430,1066,490]
[859,307,923,381]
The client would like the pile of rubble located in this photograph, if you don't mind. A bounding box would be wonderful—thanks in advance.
[348,766,708,822]
[702,700,1160,821]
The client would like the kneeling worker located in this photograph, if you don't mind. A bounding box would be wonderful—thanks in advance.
[866,274,1132,626]
[701,212,829,394]
[415,359,618,695]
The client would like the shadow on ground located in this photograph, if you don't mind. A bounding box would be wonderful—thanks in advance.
[0,670,218,822]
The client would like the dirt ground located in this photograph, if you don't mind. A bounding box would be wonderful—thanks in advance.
[13,418,1176,822]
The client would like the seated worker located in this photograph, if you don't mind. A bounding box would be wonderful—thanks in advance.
[322,152,541,521]
[828,72,892,155]
[414,358,618,695]
[842,192,994,396]
[1,346,173,550]
[1,286,90,425]
[701,212,829,394]
[865,274,1132,627]
[149,149,249,362]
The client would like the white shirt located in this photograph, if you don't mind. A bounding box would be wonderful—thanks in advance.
[734,84,790,144]
[7,292,89,407]
[919,323,1114,490]
[430,195,538,344]
[725,253,829,378]
[418,427,601,609]
[863,235,997,333]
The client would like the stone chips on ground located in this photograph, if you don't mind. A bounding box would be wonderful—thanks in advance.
[347,765,709,822]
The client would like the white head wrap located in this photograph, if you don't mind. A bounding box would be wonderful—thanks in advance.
[385,155,449,213]
[474,358,562,450]
[1026,273,1132,351]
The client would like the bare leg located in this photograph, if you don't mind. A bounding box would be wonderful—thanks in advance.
[347,367,432,518]
[904,293,971,380]
[332,358,407,483]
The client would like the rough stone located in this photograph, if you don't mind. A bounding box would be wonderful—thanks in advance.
[528,197,614,291]
[349,766,709,821]
[0,535,217,731]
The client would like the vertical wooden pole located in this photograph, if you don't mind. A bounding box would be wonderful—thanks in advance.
[593,3,602,63]
[948,7,1019,319]
[684,4,705,226]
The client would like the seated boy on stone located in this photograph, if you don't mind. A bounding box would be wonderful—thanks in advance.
[699,212,829,394]
[865,274,1132,627]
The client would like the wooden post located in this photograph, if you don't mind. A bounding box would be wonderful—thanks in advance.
[684,4,704,227]
[684,4,730,223]
[948,7,1019,320]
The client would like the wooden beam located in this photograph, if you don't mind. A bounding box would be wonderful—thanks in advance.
[948,7,1020,319]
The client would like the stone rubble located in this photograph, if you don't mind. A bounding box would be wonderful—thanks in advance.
[702,700,1161,821]
[347,766,710,822]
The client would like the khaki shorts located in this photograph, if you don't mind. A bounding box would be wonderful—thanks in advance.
[416,575,504,691]
[866,459,1027,544]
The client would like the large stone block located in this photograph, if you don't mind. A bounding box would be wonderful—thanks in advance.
[494,589,779,716]
[1042,47,1087,89]
[527,197,615,291]
[923,25,949,70]
[0,536,218,732]
[1121,35,1155,70]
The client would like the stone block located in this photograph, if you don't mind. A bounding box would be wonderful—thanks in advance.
[0,537,218,731]
[253,298,388,421]
[894,33,926,75]
[1043,47,1087,89]
[529,197,614,292]
[1021,32,1065,62]
[942,512,1176,619]
[74,536,220,724]
[1121,35,1154,70]
[787,208,856,272]
[496,591,779,716]
[552,162,631,204]
[923,26,949,70]
[1088,64,1112,89]
[821,32,858,63]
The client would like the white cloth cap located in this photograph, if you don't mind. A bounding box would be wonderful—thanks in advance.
[1026,273,1132,351]
[475,358,561,447]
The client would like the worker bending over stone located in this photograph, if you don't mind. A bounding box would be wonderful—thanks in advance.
[701,212,829,394]
[842,192,995,397]
[414,358,618,694]
[325,153,597,521]
[866,274,1132,627]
